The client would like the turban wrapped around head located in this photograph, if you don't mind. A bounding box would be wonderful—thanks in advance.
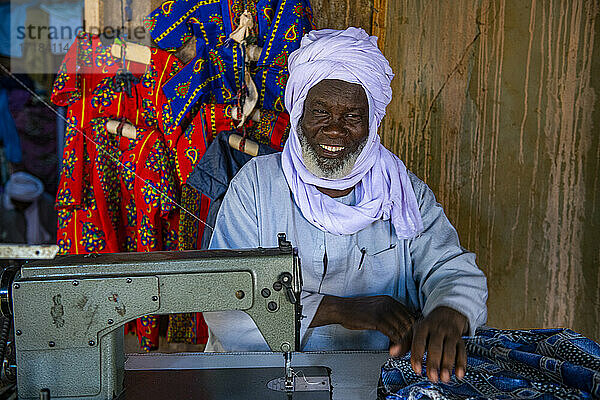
[2,171,50,244]
[281,27,423,239]
[5,171,44,202]
[285,27,394,137]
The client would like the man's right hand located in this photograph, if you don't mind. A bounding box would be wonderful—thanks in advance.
[310,295,416,345]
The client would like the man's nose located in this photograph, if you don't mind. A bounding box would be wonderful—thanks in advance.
[322,117,347,137]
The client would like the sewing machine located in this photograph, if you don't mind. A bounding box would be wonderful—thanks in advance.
[0,236,389,400]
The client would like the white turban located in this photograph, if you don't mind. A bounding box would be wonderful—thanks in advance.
[281,27,423,239]
[3,172,51,244]
[5,171,44,202]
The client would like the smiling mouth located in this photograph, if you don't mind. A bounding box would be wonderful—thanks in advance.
[320,144,345,153]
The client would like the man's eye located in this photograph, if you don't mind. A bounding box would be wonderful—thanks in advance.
[345,114,363,121]
[313,109,328,115]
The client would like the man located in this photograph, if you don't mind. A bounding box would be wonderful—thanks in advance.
[0,171,56,244]
[205,27,487,383]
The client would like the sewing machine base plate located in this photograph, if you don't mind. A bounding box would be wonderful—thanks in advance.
[124,351,390,400]
[119,367,331,399]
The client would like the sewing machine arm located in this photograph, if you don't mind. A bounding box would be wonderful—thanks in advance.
[0,234,302,399]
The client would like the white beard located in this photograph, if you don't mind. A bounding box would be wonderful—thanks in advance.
[298,126,366,180]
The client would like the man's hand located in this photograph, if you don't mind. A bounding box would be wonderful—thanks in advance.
[310,295,416,345]
[391,306,468,383]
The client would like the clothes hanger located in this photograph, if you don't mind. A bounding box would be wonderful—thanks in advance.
[106,119,137,139]
[110,41,151,65]
[227,8,260,157]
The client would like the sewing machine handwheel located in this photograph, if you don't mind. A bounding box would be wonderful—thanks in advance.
[0,267,18,318]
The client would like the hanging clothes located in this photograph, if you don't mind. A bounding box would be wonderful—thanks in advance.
[175,104,233,184]
[145,0,315,127]
[170,104,229,251]
[0,2,31,58]
[52,33,182,351]
[52,33,183,254]
[52,33,183,137]
[187,130,277,247]
[55,120,179,269]
[0,88,22,164]
[247,108,290,150]
[170,103,269,247]
[9,88,59,193]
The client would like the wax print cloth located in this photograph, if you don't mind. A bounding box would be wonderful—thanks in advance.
[173,104,226,251]
[379,328,600,400]
[52,34,182,351]
[174,103,289,184]
[249,108,290,150]
[167,312,209,345]
[52,34,182,255]
[145,0,314,126]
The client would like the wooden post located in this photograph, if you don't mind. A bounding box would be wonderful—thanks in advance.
[84,0,103,32]
[371,0,388,49]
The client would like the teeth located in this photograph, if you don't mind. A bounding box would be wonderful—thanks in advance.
[320,144,344,152]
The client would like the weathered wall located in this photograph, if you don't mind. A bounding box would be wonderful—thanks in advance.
[380,0,600,339]
[311,0,373,30]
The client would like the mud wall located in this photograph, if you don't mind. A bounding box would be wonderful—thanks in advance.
[380,0,599,339]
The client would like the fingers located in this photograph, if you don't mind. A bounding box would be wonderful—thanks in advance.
[439,337,457,383]
[438,338,467,382]
[455,339,467,379]
[389,328,412,357]
[410,318,468,383]
[425,330,444,383]
[410,321,427,377]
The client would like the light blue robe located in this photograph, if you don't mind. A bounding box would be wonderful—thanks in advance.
[205,153,487,351]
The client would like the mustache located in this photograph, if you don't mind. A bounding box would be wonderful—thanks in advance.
[298,127,366,180]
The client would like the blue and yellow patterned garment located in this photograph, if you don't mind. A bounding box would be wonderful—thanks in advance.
[145,0,315,126]
[379,328,600,399]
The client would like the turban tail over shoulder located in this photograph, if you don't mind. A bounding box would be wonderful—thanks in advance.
[281,27,423,239]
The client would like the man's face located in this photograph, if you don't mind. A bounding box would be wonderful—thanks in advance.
[299,79,369,179]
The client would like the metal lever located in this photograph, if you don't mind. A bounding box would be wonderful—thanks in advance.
[278,272,297,304]
[277,233,292,252]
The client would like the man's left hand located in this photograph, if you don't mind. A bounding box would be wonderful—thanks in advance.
[389,306,469,383]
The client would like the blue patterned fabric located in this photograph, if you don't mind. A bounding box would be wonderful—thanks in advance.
[379,328,600,400]
[145,0,314,126]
